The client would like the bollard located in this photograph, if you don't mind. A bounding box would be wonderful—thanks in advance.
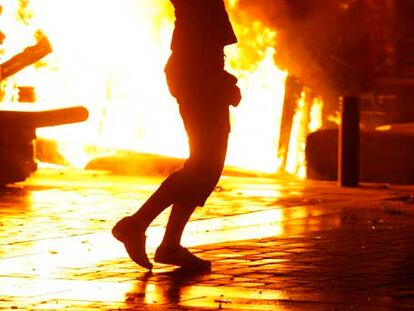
[338,96,360,187]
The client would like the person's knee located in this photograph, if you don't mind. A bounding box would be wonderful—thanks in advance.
[199,160,224,181]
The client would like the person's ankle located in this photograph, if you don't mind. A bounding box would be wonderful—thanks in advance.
[154,244,211,270]
[158,242,181,250]
[129,214,151,230]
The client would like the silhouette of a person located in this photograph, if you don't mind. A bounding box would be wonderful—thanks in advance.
[112,0,240,270]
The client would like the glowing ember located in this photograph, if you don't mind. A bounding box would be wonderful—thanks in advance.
[2,0,296,173]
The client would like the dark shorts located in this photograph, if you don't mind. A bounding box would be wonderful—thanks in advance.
[159,51,233,206]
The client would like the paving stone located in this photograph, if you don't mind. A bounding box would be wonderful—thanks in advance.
[1,168,414,310]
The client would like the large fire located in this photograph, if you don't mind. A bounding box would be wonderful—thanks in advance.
[0,0,322,174]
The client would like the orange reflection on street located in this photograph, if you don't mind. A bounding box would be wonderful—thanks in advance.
[2,169,393,310]
[283,206,343,236]
[141,208,286,255]
[179,285,289,309]
[124,273,291,309]
[181,209,284,247]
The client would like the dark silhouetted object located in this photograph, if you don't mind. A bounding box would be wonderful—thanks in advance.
[0,35,52,81]
[338,96,360,187]
[0,107,89,186]
[0,29,88,186]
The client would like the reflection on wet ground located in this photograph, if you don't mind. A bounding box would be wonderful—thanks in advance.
[1,168,414,310]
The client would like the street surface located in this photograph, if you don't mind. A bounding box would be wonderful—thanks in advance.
[1,168,414,310]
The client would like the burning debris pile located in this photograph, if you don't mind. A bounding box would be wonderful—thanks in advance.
[0,106,88,185]
[0,0,375,180]
[2,0,411,183]
[0,0,295,176]
[0,2,88,185]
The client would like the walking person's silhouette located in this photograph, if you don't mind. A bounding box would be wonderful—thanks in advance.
[112,0,240,270]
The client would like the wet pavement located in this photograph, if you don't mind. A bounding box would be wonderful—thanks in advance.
[1,168,414,310]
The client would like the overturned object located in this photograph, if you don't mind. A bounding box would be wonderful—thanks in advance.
[306,128,414,185]
[0,106,88,185]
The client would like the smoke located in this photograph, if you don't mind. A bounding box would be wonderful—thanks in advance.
[231,0,377,95]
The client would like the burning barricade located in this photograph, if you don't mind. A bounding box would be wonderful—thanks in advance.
[0,6,88,185]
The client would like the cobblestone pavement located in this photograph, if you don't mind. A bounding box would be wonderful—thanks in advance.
[1,168,414,310]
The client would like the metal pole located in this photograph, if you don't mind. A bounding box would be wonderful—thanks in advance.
[338,96,360,187]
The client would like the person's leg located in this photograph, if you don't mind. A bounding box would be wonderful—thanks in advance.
[112,180,175,270]
[111,103,204,270]
[160,203,197,247]
[111,102,208,270]
[129,181,175,227]
[154,203,211,269]
[153,104,229,270]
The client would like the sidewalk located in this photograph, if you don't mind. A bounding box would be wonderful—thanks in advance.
[1,168,414,310]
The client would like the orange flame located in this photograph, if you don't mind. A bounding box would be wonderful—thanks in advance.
[2,0,297,173]
[285,91,324,177]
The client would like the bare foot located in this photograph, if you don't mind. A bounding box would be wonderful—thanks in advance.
[112,217,153,270]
